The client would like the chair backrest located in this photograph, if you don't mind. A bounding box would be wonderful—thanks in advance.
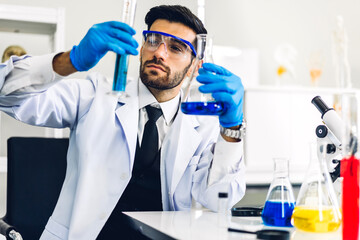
[4,137,68,240]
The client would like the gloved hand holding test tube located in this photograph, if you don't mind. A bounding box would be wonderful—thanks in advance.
[112,0,137,96]
[69,0,138,85]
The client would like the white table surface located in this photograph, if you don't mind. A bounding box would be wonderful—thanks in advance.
[0,210,342,240]
[124,209,342,240]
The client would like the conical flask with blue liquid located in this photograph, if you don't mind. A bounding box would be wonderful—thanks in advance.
[181,34,225,115]
[262,158,296,227]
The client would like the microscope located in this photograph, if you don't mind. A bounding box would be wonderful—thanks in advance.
[311,96,344,182]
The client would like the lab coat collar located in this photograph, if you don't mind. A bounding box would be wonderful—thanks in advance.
[138,79,180,126]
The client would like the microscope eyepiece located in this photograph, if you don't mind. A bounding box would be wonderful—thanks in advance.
[311,96,333,118]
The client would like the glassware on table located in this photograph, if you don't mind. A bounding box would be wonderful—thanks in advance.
[261,158,295,227]
[110,0,137,97]
[181,34,225,115]
[292,143,341,233]
[340,93,360,240]
[217,192,230,227]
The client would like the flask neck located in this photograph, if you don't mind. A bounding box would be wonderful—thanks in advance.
[274,171,289,179]
[273,158,290,179]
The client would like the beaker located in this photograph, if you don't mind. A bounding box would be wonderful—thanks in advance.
[261,158,295,227]
[292,143,341,233]
[181,34,225,115]
[111,0,137,96]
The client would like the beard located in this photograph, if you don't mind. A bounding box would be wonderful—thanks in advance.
[140,56,192,90]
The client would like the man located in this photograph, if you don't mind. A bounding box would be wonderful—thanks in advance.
[0,5,245,240]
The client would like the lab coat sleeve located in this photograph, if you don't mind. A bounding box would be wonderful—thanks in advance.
[208,136,244,185]
[0,54,96,129]
[0,54,61,94]
[192,136,246,212]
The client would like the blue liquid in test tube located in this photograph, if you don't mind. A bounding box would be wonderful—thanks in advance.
[112,54,129,92]
[181,101,225,115]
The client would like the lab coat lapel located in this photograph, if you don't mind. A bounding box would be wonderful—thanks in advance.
[162,111,201,195]
[115,80,139,166]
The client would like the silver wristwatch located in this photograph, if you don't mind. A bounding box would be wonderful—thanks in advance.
[220,121,246,140]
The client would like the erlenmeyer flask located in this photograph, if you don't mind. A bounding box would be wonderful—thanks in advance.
[292,143,341,232]
[181,34,225,115]
[261,158,295,227]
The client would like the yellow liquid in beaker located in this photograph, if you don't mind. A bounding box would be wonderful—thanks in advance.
[292,206,341,232]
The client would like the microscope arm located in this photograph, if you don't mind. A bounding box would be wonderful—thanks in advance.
[316,125,341,182]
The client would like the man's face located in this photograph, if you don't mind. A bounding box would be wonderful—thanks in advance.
[140,19,196,90]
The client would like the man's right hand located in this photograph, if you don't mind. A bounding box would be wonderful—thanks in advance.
[69,21,139,72]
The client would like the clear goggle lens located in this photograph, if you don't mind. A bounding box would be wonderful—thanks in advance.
[143,31,196,59]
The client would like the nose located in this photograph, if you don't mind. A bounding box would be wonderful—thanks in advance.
[153,41,168,60]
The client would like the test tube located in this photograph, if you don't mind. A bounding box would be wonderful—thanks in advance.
[218,192,229,214]
[218,192,230,227]
[112,0,137,94]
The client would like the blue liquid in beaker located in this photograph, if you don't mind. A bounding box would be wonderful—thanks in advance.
[181,102,224,115]
[261,201,295,227]
[113,54,129,92]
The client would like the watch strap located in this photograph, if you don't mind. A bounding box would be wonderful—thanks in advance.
[220,123,246,140]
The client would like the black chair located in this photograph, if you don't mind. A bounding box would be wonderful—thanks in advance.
[0,137,68,240]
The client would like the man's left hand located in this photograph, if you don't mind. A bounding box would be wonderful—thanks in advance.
[197,63,244,128]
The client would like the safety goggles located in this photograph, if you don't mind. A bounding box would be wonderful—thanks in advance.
[142,30,197,59]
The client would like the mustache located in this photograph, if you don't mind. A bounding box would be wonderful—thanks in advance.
[144,57,171,73]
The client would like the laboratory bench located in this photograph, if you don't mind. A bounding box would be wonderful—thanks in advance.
[123,209,342,240]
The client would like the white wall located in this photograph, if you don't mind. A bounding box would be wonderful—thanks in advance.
[1,0,359,88]
[205,0,360,88]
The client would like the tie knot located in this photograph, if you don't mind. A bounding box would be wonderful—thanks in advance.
[145,105,162,122]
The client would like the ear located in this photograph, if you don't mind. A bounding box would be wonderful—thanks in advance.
[139,46,143,61]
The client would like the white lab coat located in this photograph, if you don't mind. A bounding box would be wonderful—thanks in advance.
[0,54,245,240]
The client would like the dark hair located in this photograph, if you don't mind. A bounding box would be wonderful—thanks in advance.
[145,5,207,35]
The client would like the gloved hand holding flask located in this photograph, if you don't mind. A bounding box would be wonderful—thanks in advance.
[197,63,244,128]
[181,34,244,128]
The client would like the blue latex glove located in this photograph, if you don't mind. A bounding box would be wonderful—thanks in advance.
[197,63,244,128]
[70,21,138,71]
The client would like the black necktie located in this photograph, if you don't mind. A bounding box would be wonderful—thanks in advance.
[136,105,162,168]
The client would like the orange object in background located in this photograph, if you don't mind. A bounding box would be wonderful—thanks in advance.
[277,65,287,76]
[310,68,322,84]
[341,155,360,240]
